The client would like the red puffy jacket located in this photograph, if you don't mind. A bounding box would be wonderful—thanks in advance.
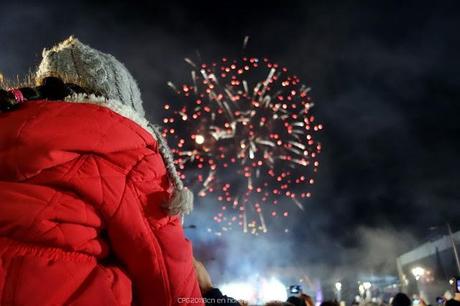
[0,100,204,306]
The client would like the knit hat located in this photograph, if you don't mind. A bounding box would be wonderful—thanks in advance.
[35,36,193,216]
[36,36,145,117]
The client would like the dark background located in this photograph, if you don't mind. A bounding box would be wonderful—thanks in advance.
[1,0,459,276]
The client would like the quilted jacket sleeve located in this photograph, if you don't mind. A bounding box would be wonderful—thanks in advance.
[86,149,203,306]
[0,101,202,305]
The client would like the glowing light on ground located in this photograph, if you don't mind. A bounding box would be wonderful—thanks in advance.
[219,282,255,304]
[260,277,288,303]
[219,277,287,304]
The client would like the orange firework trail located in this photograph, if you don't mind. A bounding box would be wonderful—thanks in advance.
[163,55,323,234]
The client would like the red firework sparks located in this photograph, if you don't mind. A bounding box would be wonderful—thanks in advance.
[163,56,323,234]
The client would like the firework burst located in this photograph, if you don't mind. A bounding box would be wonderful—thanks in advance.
[163,56,323,234]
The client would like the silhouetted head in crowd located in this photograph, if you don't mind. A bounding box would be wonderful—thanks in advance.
[446,299,460,306]
[320,301,339,306]
[391,293,412,306]
[266,301,295,306]
[287,296,307,306]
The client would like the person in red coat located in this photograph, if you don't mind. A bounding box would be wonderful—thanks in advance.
[0,37,204,306]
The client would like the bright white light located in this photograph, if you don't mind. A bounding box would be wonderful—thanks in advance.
[220,282,254,303]
[195,134,205,145]
[260,277,288,303]
[363,282,372,290]
[335,282,343,291]
[411,267,426,280]
[219,277,287,304]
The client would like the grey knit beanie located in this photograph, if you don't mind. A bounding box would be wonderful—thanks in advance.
[35,36,193,216]
[36,36,145,116]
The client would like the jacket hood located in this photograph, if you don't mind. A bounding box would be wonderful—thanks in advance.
[0,99,193,215]
[0,100,155,181]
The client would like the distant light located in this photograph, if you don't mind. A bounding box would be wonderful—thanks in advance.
[220,277,287,304]
[411,267,426,280]
[260,277,288,303]
[363,282,372,290]
[220,282,254,302]
[335,282,343,291]
[195,134,205,145]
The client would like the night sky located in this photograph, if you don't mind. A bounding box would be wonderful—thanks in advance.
[1,0,459,275]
